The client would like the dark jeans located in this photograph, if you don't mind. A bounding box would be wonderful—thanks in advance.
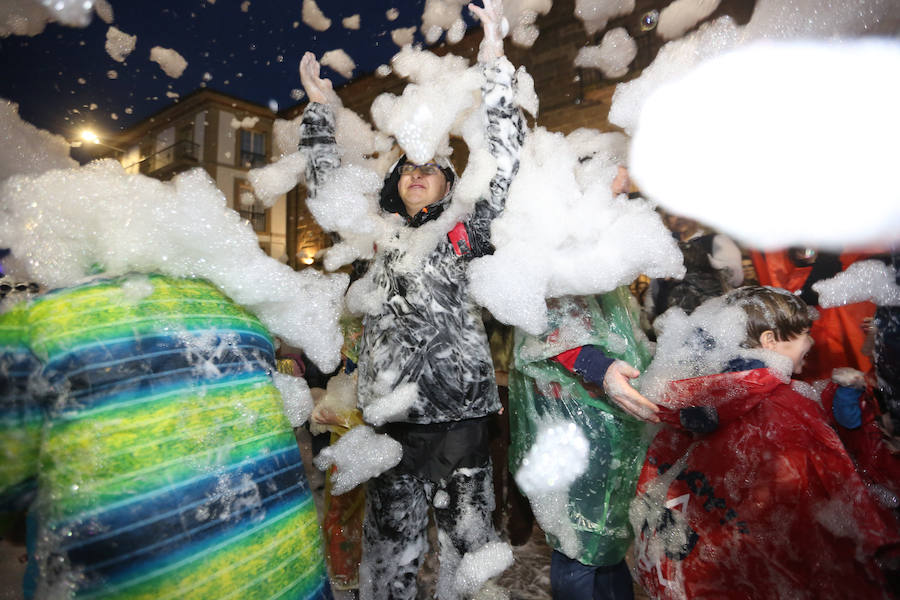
[550,551,634,600]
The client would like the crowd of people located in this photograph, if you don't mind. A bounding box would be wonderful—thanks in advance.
[1,1,899,599]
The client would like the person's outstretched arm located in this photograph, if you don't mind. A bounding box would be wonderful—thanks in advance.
[466,0,527,257]
[297,52,341,195]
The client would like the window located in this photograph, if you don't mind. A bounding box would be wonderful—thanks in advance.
[235,179,267,232]
[239,130,267,169]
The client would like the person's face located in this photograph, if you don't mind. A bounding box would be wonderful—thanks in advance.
[770,329,814,374]
[398,160,449,215]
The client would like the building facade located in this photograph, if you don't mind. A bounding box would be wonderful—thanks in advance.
[108,88,331,266]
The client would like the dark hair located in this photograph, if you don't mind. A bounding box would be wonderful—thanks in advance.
[724,286,815,348]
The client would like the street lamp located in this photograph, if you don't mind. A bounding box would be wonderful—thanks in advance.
[77,129,123,152]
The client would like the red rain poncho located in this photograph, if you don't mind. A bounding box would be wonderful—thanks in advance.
[631,368,897,599]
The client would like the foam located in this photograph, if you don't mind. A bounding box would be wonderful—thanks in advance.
[320,49,356,79]
[301,0,330,32]
[574,27,637,78]
[814,260,900,308]
[468,127,683,334]
[105,26,136,63]
[658,0,721,40]
[313,425,403,495]
[0,159,348,371]
[628,39,900,250]
[150,46,188,79]
[0,100,76,180]
[574,0,635,35]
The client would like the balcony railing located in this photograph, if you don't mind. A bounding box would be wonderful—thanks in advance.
[124,140,200,175]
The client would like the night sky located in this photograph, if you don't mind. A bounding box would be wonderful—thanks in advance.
[0,0,474,143]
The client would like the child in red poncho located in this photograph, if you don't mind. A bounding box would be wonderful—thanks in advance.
[631,286,898,600]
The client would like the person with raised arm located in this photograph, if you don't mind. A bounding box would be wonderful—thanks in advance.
[298,1,526,598]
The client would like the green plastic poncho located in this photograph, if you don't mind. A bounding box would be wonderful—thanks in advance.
[509,287,653,566]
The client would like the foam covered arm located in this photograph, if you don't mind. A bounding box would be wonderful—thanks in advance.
[298,102,341,196]
[465,56,526,257]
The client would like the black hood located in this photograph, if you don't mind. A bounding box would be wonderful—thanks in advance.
[379,155,457,226]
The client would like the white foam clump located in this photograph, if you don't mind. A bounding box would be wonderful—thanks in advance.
[813,260,900,308]
[629,39,900,250]
[454,542,514,599]
[658,0,721,40]
[272,372,314,427]
[611,0,899,136]
[516,421,589,495]
[609,16,739,136]
[248,153,306,207]
[504,0,553,47]
[342,14,360,30]
[420,0,551,47]
[302,0,330,31]
[105,26,136,63]
[386,8,399,21]
[515,421,589,558]
[94,0,112,23]
[391,25,417,47]
[321,48,355,79]
[574,0,634,35]
[574,27,636,78]
[229,116,259,129]
[362,382,418,426]
[420,0,468,44]
[372,46,481,164]
[150,46,188,79]
[469,128,683,334]
[0,0,101,36]
[0,100,75,180]
[0,159,348,371]
[313,425,403,495]
[640,295,792,402]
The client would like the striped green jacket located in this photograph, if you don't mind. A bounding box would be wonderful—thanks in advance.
[0,274,331,600]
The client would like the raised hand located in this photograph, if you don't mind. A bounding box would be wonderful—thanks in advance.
[469,0,507,62]
[299,51,338,105]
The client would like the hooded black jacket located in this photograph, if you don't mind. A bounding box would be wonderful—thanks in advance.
[299,57,525,424]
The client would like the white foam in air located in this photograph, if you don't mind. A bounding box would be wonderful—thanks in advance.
[321,48,356,79]
[629,40,900,250]
[574,27,637,78]
[302,0,330,31]
[313,425,403,495]
[574,0,635,35]
[105,26,136,63]
[150,46,188,79]
[658,0,721,40]
[814,260,900,308]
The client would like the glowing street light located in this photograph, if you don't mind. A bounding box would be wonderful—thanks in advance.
[74,129,123,152]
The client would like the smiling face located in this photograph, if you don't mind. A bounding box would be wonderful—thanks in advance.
[397,160,450,216]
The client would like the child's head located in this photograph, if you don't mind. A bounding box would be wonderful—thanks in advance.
[725,286,816,374]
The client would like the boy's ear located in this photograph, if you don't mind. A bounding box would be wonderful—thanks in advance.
[759,330,778,350]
